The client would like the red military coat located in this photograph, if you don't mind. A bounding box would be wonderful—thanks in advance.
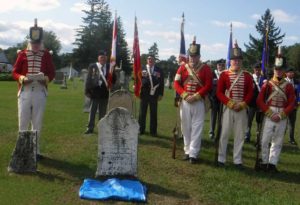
[174,63,212,98]
[12,49,55,89]
[256,78,295,117]
[216,69,253,108]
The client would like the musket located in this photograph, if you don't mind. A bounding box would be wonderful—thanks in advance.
[172,123,178,159]
[254,79,269,171]
[214,102,224,164]
[172,99,181,159]
[254,112,264,171]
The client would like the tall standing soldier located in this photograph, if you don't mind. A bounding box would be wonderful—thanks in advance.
[174,38,213,164]
[216,41,253,168]
[209,59,225,140]
[257,48,295,172]
[285,68,299,145]
[12,19,55,159]
[245,63,265,143]
[139,55,164,136]
[84,50,115,134]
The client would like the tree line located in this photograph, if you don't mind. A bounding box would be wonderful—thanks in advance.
[2,2,300,78]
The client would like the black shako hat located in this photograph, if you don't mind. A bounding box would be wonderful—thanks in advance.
[29,18,43,43]
[274,46,287,70]
[188,36,201,57]
[230,40,243,60]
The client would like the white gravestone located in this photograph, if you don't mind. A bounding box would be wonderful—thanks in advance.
[96,107,139,177]
[107,90,134,115]
[8,131,37,173]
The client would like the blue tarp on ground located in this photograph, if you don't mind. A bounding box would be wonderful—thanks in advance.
[79,178,147,202]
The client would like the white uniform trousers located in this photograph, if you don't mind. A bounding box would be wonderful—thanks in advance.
[18,83,47,154]
[261,107,287,165]
[180,100,205,158]
[218,108,247,164]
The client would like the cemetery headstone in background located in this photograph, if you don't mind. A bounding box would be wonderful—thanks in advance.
[107,90,134,115]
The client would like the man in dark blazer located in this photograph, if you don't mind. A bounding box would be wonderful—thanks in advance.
[84,50,115,134]
[139,55,164,136]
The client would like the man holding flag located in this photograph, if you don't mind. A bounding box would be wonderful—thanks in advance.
[84,12,118,134]
[257,48,295,172]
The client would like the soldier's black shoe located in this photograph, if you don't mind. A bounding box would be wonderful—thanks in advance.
[189,157,197,164]
[259,163,268,172]
[217,161,225,167]
[183,154,189,161]
[234,163,244,170]
[37,154,45,161]
[289,140,297,145]
[268,164,279,173]
[150,133,157,137]
[84,129,93,134]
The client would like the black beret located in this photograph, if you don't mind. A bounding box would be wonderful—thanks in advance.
[217,59,226,64]
[286,68,294,72]
[254,62,261,69]
[97,50,107,56]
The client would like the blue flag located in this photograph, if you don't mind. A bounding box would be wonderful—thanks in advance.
[226,23,233,69]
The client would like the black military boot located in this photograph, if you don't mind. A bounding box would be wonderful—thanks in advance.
[259,163,268,172]
[268,164,279,173]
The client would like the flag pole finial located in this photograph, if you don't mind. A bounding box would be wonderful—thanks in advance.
[193,36,196,44]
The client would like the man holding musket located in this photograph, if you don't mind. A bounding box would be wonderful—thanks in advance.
[257,48,295,172]
[216,40,253,168]
[174,37,212,164]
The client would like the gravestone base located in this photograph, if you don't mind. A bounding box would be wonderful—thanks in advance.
[8,131,37,173]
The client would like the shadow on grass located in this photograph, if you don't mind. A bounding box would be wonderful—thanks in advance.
[138,134,173,149]
[199,159,300,185]
[281,144,299,154]
[144,181,190,200]
[37,156,95,182]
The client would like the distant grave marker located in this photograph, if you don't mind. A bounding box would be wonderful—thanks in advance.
[53,71,64,84]
[107,90,134,115]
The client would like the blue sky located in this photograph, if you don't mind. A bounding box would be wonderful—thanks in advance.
[0,0,299,61]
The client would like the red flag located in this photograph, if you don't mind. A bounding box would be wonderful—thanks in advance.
[108,11,117,89]
[133,16,142,97]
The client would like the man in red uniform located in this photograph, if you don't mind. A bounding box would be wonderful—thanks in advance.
[216,40,253,168]
[256,48,295,172]
[174,37,212,164]
[12,19,55,159]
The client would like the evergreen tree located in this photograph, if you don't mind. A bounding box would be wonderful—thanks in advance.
[244,9,285,67]
[73,0,112,69]
[148,42,159,61]
[116,17,131,74]
[286,43,300,72]
[73,0,130,73]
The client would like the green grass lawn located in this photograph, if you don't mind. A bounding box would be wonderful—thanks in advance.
[0,79,299,205]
